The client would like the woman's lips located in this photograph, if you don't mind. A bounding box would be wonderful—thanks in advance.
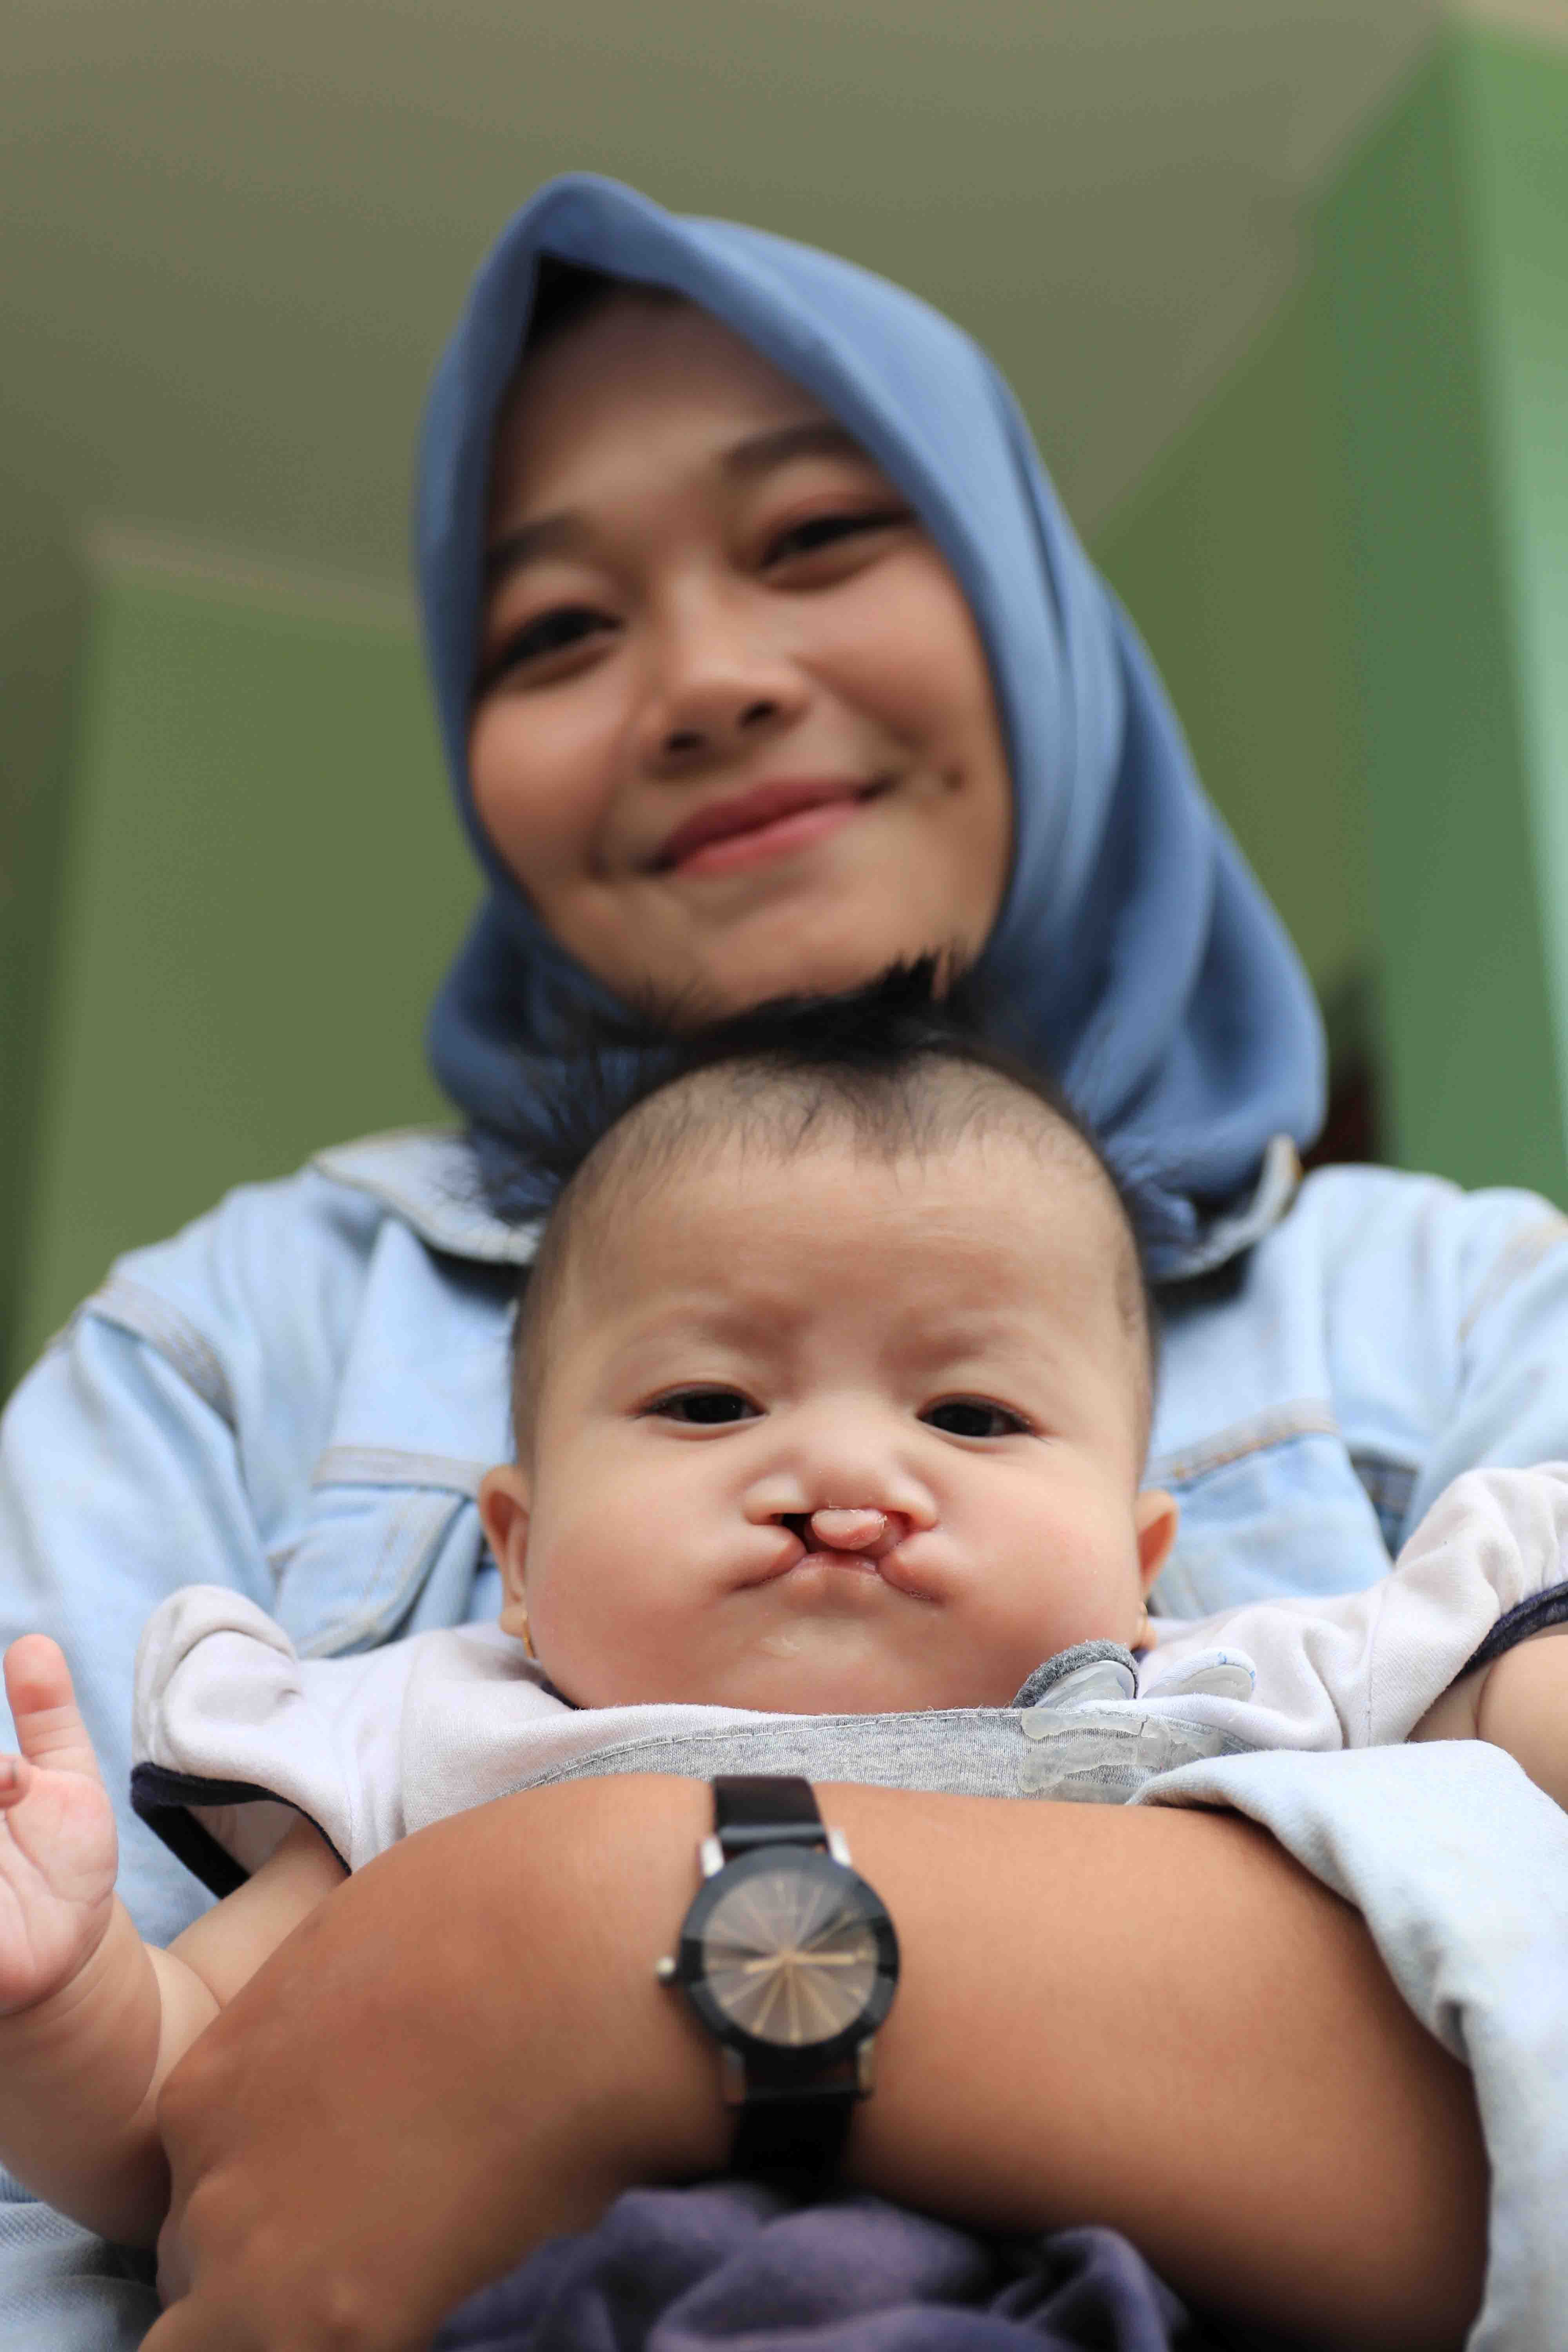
[655,778,884,878]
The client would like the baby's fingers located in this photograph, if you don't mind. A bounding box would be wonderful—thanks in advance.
[0,1753,33,1809]
[2,1637,102,1783]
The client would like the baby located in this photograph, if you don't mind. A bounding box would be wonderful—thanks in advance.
[2,967,1567,2249]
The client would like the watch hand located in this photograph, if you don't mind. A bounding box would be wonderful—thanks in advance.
[730,1947,870,1974]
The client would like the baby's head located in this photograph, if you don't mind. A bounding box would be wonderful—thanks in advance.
[477,969,1176,1714]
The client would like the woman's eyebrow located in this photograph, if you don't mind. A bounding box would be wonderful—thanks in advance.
[483,422,871,594]
[720,418,867,479]
[484,512,585,590]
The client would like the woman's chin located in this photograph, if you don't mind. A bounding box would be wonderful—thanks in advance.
[677,915,969,1021]
[553,820,993,1017]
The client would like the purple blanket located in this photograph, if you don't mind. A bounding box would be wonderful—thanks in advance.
[432,2183,1280,2352]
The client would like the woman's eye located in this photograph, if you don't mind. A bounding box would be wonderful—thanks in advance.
[647,1388,760,1426]
[475,606,613,693]
[763,508,908,567]
[921,1398,1031,1440]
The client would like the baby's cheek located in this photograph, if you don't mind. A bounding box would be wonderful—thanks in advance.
[539,1584,686,1710]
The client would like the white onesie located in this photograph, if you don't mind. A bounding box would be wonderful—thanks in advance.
[130,1463,1568,1893]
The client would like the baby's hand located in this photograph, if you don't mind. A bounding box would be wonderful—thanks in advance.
[0,1637,118,2017]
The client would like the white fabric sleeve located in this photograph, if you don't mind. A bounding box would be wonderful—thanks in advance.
[1136,1739,1568,2352]
[1140,1463,1568,1752]
[131,1587,457,1875]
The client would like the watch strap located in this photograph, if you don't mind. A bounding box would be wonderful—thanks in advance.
[709,1777,854,2196]
[728,2074,857,2192]
[712,1775,826,1856]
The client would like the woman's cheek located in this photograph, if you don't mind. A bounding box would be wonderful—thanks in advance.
[469,708,600,894]
[816,559,994,748]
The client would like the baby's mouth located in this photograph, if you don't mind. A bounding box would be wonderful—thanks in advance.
[750,1515,869,1579]
[767,1509,921,1586]
[773,1515,877,1576]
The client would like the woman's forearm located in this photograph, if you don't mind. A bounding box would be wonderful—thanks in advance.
[534,1779,1485,2350]
[149,1778,1484,2352]
[829,1783,1485,2350]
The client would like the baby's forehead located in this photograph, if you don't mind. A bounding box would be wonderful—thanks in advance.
[514,1066,1154,1450]
[572,1090,1134,1310]
[601,1056,1101,1184]
[511,1042,1155,1453]
[604,1071,1071,1187]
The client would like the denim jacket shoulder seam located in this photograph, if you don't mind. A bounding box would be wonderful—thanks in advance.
[1457,1210,1568,1346]
[1148,1399,1338,1488]
[80,1274,239,1432]
[309,1445,488,1498]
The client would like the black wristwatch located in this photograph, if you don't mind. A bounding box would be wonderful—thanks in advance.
[656,1776,900,2192]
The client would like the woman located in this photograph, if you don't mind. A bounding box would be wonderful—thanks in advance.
[5,174,1566,2350]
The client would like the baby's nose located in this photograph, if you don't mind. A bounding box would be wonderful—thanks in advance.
[809,1507,905,1557]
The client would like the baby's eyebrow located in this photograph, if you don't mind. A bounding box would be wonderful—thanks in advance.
[598,1285,818,1369]
[616,1300,794,1348]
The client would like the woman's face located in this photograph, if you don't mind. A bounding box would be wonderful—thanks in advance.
[469,294,1013,1014]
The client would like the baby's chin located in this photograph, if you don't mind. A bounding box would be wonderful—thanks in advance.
[598,1632,1019,1717]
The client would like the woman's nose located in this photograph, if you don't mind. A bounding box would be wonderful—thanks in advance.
[637,588,808,773]
[656,695,784,766]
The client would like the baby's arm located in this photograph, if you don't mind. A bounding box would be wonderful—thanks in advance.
[1411,1627,1568,1807]
[0,1636,344,2246]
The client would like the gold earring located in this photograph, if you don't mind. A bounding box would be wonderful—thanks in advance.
[515,1602,537,1662]
[1133,1602,1152,1650]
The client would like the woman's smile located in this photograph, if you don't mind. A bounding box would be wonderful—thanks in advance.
[651,774,892,878]
[469,292,1013,1013]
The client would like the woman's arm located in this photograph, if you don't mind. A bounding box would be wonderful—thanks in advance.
[145,1776,1485,2352]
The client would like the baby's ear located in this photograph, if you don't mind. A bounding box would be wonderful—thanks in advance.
[479,1465,532,1636]
[1134,1487,1179,1592]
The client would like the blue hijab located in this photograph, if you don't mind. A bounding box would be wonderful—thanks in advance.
[418,173,1324,1278]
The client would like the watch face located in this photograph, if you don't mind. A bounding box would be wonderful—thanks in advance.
[679,1846,899,2064]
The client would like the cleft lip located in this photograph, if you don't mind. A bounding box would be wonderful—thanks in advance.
[652,776,885,873]
[740,1516,938,1600]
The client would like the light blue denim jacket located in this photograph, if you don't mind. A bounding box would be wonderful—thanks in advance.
[4,1127,1568,2345]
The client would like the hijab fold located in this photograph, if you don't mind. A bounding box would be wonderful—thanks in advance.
[417,174,1325,1278]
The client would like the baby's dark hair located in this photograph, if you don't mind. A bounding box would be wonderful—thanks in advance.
[492,962,1160,1452]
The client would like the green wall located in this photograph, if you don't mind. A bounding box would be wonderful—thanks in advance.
[1094,286,1372,1024]
[8,17,1568,1391]
[9,548,476,1378]
[1318,26,1568,1204]
[1472,34,1568,1163]
[1100,21,1568,1203]
[0,500,88,1376]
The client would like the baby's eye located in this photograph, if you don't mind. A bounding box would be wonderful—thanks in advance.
[763,508,909,567]
[646,1388,761,1426]
[921,1398,1031,1440]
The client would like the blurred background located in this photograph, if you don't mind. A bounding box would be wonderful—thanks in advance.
[2,0,1566,1391]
